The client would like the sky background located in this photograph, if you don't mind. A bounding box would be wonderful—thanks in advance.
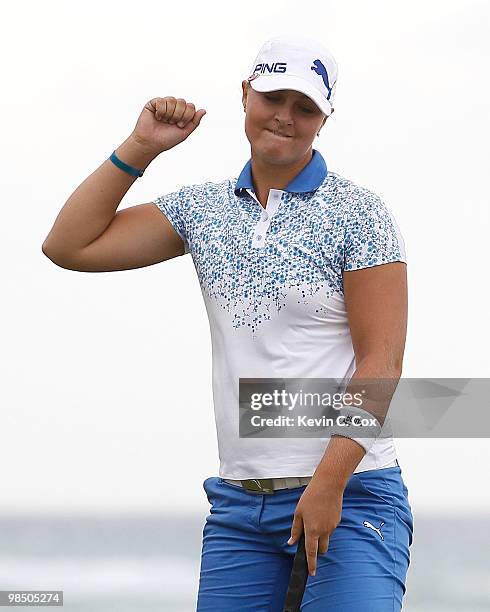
[1,0,489,517]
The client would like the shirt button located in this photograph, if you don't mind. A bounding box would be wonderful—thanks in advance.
[261,212,269,221]
[256,234,263,241]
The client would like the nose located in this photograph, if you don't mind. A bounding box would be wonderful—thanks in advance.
[274,102,294,125]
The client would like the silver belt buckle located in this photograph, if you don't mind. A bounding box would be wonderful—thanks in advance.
[240,478,275,494]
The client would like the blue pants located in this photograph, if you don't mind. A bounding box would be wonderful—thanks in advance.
[196,465,413,611]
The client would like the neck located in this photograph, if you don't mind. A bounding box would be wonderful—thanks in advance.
[250,148,313,207]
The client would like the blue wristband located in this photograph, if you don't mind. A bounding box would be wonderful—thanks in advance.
[109,150,145,177]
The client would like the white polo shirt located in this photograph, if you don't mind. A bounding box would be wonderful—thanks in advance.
[153,149,407,478]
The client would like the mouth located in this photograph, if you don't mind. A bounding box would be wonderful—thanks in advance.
[265,128,292,139]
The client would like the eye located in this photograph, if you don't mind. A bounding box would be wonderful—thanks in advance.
[264,94,316,113]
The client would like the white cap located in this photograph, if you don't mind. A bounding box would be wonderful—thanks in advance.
[246,34,338,116]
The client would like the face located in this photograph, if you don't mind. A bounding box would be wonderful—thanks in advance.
[241,80,332,165]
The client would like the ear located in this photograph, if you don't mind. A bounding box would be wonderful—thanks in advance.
[241,80,249,105]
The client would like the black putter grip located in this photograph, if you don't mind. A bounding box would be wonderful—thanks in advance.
[282,532,308,612]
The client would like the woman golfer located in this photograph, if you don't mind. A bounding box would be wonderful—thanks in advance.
[42,34,413,611]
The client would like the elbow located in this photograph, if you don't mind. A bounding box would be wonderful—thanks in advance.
[386,359,404,380]
[41,241,60,264]
[41,241,55,262]
[41,242,76,271]
[390,353,404,378]
[356,353,404,379]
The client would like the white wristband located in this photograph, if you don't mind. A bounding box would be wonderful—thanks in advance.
[329,404,383,454]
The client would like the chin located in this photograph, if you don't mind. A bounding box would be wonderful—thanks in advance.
[251,143,297,165]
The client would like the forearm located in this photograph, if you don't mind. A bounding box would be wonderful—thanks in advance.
[312,357,402,489]
[312,436,365,491]
[42,134,158,256]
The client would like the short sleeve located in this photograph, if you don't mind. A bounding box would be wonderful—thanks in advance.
[343,190,407,271]
[153,187,191,255]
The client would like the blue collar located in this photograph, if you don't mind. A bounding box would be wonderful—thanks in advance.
[234,148,328,196]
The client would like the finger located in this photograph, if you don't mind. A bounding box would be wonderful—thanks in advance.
[176,102,196,128]
[159,97,176,122]
[317,534,330,555]
[287,514,304,545]
[154,97,169,121]
[149,97,165,121]
[185,108,206,130]
[305,532,319,576]
[171,98,188,124]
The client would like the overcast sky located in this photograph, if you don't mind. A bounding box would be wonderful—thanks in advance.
[1,0,489,517]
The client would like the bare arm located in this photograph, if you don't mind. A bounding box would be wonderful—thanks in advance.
[41,96,206,271]
[288,262,408,577]
[314,261,408,479]
[41,136,185,271]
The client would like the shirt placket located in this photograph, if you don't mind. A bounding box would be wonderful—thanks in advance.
[246,188,283,249]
